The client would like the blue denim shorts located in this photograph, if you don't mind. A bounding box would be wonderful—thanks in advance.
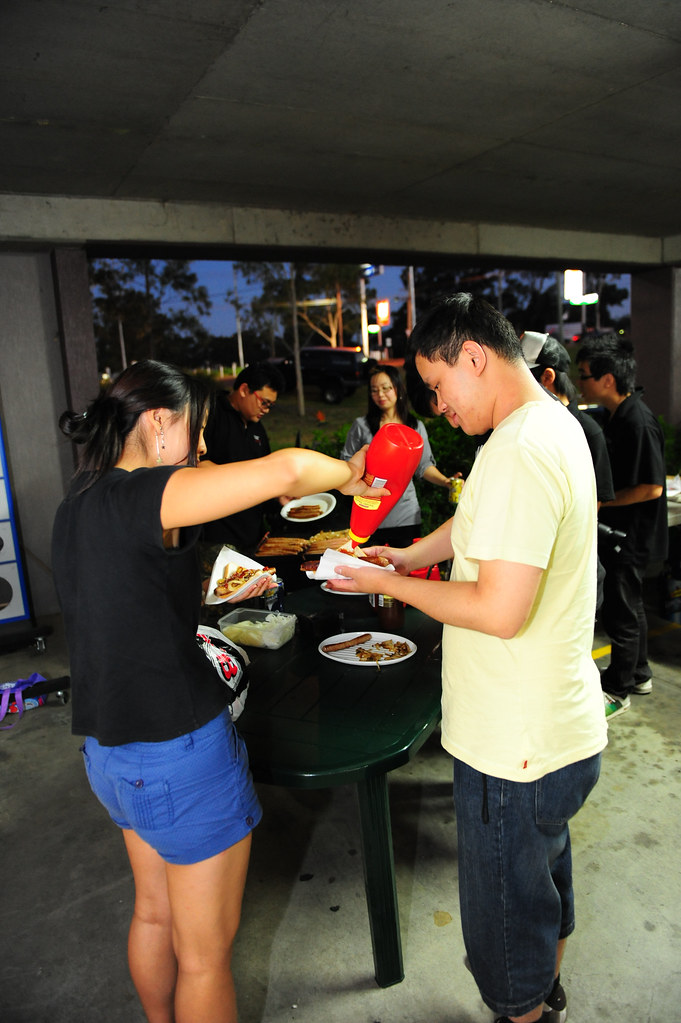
[453,753,601,1018]
[81,710,262,865]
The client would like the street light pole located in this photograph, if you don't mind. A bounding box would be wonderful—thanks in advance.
[554,271,565,344]
[358,264,383,357]
[289,264,305,417]
[117,315,127,370]
[407,266,416,335]
[359,275,369,357]
[232,265,244,368]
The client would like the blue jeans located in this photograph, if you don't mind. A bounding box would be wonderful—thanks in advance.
[453,753,601,1018]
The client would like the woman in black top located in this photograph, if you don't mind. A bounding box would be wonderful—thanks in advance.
[52,360,384,1023]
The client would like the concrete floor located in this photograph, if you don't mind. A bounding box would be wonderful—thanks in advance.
[1,610,680,1023]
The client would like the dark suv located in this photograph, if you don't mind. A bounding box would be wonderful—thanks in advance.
[268,346,376,403]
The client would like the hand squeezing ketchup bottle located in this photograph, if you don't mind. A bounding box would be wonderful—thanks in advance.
[349,422,424,545]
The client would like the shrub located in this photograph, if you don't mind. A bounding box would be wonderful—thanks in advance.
[310,424,351,458]
[659,416,681,477]
[414,417,481,535]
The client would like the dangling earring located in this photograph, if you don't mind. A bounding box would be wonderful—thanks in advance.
[155,417,166,464]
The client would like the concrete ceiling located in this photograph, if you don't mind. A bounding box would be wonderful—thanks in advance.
[2,0,681,265]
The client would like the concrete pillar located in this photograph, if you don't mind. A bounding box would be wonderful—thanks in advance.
[0,252,75,616]
[51,248,99,417]
[630,267,681,426]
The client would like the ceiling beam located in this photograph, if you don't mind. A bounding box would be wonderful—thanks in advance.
[0,194,666,270]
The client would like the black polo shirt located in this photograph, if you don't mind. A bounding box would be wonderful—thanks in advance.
[201,392,272,551]
[567,401,615,505]
[599,389,668,565]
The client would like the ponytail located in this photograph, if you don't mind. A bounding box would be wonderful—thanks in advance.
[59,361,211,492]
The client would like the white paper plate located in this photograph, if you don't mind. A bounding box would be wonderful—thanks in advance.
[321,581,368,596]
[318,631,416,666]
[280,492,336,523]
[307,547,396,580]
[205,546,274,605]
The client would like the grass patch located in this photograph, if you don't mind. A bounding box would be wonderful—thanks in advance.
[266,387,366,451]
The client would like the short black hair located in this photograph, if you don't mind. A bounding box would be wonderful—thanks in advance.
[408,292,523,365]
[577,333,636,395]
[233,361,284,394]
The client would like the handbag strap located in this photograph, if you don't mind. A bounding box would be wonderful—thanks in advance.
[0,673,46,729]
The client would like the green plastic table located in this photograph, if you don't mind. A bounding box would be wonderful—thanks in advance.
[235,586,443,987]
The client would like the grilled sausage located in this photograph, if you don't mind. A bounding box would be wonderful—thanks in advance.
[321,632,372,653]
[357,553,390,567]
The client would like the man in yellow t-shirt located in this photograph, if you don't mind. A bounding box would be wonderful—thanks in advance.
[332,293,607,1023]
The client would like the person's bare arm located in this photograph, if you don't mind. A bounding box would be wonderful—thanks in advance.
[602,483,663,507]
[422,465,454,488]
[332,558,543,639]
[161,446,385,530]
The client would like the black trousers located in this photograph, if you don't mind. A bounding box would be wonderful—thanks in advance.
[599,555,651,695]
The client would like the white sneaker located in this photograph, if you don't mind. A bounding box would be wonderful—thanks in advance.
[632,677,652,694]
[604,691,631,718]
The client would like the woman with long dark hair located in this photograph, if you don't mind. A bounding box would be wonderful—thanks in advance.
[51,360,385,1023]
[341,363,452,547]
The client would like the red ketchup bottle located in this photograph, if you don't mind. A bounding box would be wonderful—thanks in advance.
[349,422,424,544]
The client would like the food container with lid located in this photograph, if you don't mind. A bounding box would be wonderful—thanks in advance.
[217,608,296,649]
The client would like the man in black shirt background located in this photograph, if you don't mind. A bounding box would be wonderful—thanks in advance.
[577,334,668,719]
[202,362,285,552]
[520,330,615,611]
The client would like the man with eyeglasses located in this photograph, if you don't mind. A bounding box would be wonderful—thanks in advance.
[577,334,668,719]
[201,362,286,552]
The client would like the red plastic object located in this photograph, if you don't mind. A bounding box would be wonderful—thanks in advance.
[408,537,441,580]
[408,564,441,581]
[349,423,424,544]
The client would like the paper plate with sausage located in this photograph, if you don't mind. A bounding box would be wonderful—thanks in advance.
[280,492,336,523]
[318,631,416,666]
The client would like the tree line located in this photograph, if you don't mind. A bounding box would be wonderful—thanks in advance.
[90,257,629,374]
